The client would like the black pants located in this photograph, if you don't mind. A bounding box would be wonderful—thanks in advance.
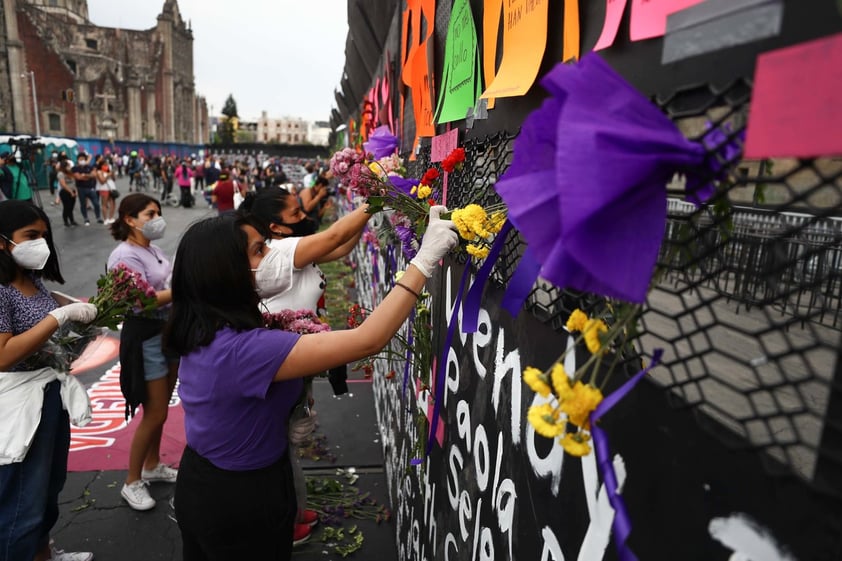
[59,190,76,225]
[180,187,193,207]
[175,446,296,561]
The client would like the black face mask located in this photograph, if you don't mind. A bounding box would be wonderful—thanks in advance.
[278,217,317,237]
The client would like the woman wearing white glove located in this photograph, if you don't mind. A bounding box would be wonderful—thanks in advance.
[0,200,95,561]
[166,206,457,561]
[238,188,374,544]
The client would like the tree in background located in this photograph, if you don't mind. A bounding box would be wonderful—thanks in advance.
[218,94,239,144]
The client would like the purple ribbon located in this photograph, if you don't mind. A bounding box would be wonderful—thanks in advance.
[423,264,472,459]
[589,349,663,561]
[462,221,513,333]
[501,247,541,318]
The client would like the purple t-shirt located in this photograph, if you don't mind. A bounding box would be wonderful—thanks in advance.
[178,326,302,470]
[107,241,171,291]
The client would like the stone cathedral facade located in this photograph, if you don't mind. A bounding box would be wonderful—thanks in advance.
[0,0,207,143]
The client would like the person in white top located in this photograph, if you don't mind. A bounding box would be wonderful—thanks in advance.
[237,187,372,543]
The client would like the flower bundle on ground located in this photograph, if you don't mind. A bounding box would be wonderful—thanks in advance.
[524,304,642,456]
[305,473,391,557]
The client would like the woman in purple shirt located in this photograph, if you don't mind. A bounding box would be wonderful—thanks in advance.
[165,208,457,561]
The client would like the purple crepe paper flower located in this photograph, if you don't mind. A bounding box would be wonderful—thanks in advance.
[388,175,420,196]
[495,53,740,303]
[363,125,400,159]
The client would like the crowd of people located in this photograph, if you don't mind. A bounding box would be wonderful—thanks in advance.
[0,161,458,560]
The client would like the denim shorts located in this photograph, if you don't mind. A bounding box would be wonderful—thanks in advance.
[142,334,177,381]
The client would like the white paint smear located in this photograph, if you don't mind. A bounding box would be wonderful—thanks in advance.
[708,513,797,561]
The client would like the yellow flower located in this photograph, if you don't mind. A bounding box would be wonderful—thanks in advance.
[527,404,565,438]
[451,204,489,241]
[583,318,608,354]
[559,431,592,457]
[416,184,432,199]
[566,309,588,333]
[560,381,603,428]
[523,366,551,397]
[466,244,489,259]
[550,363,573,400]
[486,211,506,234]
[410,185,417,195]
[394,270,405,282]
[368,162,385,178]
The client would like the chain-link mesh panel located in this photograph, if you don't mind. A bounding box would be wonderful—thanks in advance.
[406,80,841,497]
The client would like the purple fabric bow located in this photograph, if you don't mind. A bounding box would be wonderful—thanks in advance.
[495,54,740,303]
[363,125,400,159]
[388,175,420,197]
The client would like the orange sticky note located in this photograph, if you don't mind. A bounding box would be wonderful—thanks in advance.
[629,0,704,41]
[745,32,842,159]
[593,0,627,51]
[481,0,549,99]
[482,0,504,109]
[563,0,580,62]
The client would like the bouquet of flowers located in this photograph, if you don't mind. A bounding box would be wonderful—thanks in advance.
[331,144,508,263]
[89,263,159,330]
[523,303,642,457]
[20,264,159,373]
[263,309,331,334]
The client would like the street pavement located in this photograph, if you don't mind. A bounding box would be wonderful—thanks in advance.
[32,175,397,560]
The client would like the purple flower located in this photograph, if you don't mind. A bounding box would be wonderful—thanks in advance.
[363,126,400,160]
[388,175,420,197]
[395,225,418,260]
[495,54,741,303]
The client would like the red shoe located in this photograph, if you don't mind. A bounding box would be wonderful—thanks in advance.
[298,509,319,527]
[293,523,311,547]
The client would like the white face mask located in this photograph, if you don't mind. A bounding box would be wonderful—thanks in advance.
[136,216,167,240]
[7,238,51,270]
[250,245,288,298]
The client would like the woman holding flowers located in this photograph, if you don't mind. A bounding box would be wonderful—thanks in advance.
[0,200,96,561]
[166,207,457,561]
[108,193,178,511]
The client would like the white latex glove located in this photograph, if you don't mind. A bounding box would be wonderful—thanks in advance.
[48,303,97,327]
[410,206,459,278]
[289,409,317,446]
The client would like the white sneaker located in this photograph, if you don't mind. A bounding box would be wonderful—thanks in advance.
[141,463,178,483]
[121,480,156,510]
[51,546,94,561]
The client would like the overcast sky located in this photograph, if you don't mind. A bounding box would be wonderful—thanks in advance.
[86,0,349,123]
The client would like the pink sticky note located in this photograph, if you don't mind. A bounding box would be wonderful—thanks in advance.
[630,0,704,41]
[431,128,459,162]
[427,407,445,446]
[593,0,628,51]
[745,33,842,159]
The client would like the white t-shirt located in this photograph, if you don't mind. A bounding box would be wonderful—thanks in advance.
[261,237,325,314]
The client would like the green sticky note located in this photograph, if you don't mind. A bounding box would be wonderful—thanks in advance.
[436,0,481,124]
